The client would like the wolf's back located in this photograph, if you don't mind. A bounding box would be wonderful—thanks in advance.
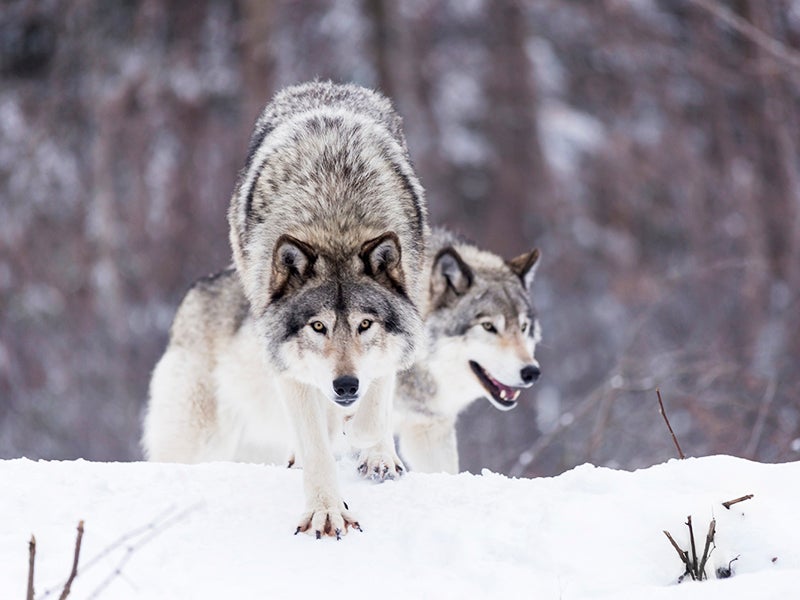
[243,81,410,172]
[228,81,428,316]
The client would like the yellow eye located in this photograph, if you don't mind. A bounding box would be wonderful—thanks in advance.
[482,322,497,334]
[358,319,373,333]
[310,321,326,334]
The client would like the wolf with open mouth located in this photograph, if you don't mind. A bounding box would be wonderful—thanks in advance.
[394,227,541,474]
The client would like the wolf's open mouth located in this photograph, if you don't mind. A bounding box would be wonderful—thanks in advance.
[469,361,521,408]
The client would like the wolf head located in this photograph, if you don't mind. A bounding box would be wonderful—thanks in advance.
[426,241,541,411]
[257,232,420,407]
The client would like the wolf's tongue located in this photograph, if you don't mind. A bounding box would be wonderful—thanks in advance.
[488,373,519,400]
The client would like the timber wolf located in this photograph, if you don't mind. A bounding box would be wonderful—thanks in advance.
[142,81,428,538]
[394,227,541,474]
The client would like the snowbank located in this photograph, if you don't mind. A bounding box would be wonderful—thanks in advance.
[2,456,798,599]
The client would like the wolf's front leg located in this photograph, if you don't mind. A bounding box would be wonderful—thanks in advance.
[279,379,360,538]
[345,375,405,481]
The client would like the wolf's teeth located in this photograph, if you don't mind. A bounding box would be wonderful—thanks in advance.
[511,390,520,401]
[499,390,507,400]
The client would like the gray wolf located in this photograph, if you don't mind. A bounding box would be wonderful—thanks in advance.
[394,228,541,474]
[142,81,428,538]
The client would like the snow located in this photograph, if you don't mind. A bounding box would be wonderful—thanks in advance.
[2,455,798,599]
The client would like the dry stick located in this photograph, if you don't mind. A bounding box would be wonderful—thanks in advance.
[686,516,698,575]
[698,518,717,580]
[40,505,184,599]
[58,520,85,600]
[722,494,754,509]
[27,535,36,600]
[657,389,685,459]
[663,530,695,581]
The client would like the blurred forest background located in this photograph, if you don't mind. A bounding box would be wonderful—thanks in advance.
[2,0,800,476]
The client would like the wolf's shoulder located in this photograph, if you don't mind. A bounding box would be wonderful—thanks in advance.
[169,268,250,345]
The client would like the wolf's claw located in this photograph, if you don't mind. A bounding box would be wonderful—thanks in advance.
[295,503,360,539]
[357,449,405,482]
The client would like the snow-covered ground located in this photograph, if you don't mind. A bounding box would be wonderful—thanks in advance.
[2,455,798,599]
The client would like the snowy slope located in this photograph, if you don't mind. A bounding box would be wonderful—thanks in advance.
[2,456,799,599]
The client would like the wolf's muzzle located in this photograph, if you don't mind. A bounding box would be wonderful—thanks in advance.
[333,375,359,406]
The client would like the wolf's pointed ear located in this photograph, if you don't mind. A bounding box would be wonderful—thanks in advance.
[270,235,317,301]
[361,232,406,296]
[508,248,540,291]
[431,247,473,303]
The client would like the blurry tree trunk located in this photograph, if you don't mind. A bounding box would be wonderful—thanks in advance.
[364,0,392,96]
[483,0,552,255]
[240,0,275,128]
[747,1,800,290]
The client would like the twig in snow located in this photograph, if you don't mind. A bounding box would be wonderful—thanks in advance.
[664,514,718,582]
[656,388,685,459]
[663,529,695,581]
[27,535,36,600]
[722,494,754,509]
[58,520,84,600]
[40,505,200,600]
[686,516,698,575]
[698,518,716,579]
[716,555,739,579]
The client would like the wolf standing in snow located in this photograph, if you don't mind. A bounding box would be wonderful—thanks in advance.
[394,228,541,474]
[142,82,428,538]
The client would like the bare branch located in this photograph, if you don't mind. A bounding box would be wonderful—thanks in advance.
[663,530,695,580]
[686,516,698,575]
[58,520,84,600]
[745,378,776,459]
[27,535,36,600]
[40,505,198,600]
[698,518,716,580]
[690,0,800,71]
[657,389,685,459]
[722,494,754,509]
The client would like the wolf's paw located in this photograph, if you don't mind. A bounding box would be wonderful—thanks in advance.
[294,502,361,540]
[357,450,405,482]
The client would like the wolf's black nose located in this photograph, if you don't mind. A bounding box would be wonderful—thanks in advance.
[520,364,541,384]
[333,375,359,400]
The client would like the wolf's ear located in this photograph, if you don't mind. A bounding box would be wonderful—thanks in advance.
[361,232,406,295]
[270,235,317,301]
[431,247,473,303]
[508,248,540,291]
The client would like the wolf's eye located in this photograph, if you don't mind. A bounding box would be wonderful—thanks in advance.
[310,321,327,334]
[521,322,528,333]
[358,319,373,333]
[481,322,497,334]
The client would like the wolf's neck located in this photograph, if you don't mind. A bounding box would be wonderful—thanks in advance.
[396,360,476,420]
